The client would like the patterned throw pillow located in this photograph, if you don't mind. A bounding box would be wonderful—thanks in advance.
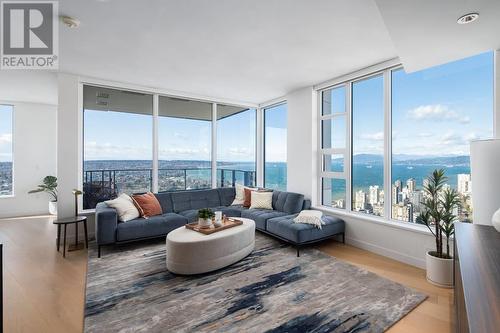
[250,191,273,210]
[131,192,163,218]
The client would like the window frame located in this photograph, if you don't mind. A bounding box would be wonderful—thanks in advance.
[317,63,404,221]
[317,54,495,225]
[81,83,259,210]
[263,101,287,190]
[0,103,14,198]
[319,83,350,209]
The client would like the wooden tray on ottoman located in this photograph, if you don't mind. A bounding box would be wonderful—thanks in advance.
[185,218,243,235]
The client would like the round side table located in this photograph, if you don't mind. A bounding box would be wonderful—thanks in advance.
[53,216,88,258]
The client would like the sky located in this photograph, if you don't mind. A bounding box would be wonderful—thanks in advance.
[84,104,288,163]
[0,105,13,162]
[353,51,494,156]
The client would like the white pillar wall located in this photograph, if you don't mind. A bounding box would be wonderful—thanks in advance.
[57,74,82,218]
[286,87,318,202]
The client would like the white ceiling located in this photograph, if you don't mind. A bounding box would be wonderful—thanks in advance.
[58,0,500,105]
[375,0,500,72]
[59,0,397,104]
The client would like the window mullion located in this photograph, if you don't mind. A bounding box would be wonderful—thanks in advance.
[346,82,352,212]
[152,94,159,193]
[211,103,217,188]
[383,70,392,220]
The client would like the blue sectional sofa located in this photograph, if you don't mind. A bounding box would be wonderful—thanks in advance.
[95,187,345,257]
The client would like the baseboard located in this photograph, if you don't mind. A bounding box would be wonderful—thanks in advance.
[346,236,426,269]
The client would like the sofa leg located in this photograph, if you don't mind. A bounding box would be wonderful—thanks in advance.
[296,247,300,257]
[341,232,345,244]
[98,245,101,258]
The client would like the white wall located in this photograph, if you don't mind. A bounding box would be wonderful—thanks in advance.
[286,87,318,202]
[57,74,82,218]
[0,72,57,218]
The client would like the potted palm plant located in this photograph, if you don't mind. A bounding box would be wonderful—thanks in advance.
[29,176,58,215]
[198,208,214,229]
[417,169,460,288]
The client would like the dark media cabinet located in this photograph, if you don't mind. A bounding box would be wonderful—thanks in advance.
[454,222,500,333]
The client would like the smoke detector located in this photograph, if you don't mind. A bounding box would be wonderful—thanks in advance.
[61,16,80,28]
[457,13,479,25]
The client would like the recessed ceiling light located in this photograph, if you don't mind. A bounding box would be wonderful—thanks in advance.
[61,16,80,28]
[457,13,479,25]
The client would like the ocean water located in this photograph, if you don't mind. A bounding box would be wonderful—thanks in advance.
[330,161,470,200]
[83,159,469,197]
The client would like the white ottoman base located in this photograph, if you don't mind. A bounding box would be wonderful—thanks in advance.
[166,218,256,275]
[166,240,254,275]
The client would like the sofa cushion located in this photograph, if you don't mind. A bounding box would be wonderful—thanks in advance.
[217,187,236,206]
[211,206,243,218]
[155,192,174,213]
[177,209,199,223]
[272,191,305,214]
[241,209,288,230]
[179,206,243,223]
[267,214,345,244]
[171,189,221,212]
[302,199,312,210]
[116,213,187,241]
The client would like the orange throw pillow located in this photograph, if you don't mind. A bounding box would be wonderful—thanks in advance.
[131,192,162,218]
[243,188,255,208]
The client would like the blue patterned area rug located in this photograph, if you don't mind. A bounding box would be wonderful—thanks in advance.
[84,234,426,333]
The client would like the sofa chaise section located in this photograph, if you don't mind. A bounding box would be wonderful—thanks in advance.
[267,214,345,256]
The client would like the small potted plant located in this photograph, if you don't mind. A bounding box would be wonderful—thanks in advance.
[29,176,58,215]
[198,208,214,229]
[417,169,460,288]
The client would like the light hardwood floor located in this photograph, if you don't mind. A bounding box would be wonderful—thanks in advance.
[1,216,453,333]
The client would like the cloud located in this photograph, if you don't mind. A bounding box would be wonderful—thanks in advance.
[360,132,384,141]
[85,141,151,160]
[417,132,433,138]
[407,104,470,124]
[0,133,12,145]
[439,132,462,145]
[228,147,250,156]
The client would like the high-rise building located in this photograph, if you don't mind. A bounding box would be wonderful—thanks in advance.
[457,174,472,195]
[354,190,367,210]
[369,185,380,205]
[392,180,402,204]
[406,203,414,223]
[410,191,423,212]
[406,178,416,192]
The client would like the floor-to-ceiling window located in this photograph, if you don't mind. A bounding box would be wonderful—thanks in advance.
[158,97,212,191]
[320,86,347,208]
[352,75,384,217]
[318,51,494,224]
[0,104,13,196]
[216,106,256,187]
[264,103,287,190]
[391,52,493,223]
[83,86,153,209]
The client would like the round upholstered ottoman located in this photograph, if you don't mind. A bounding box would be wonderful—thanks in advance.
[166,218,255,275]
